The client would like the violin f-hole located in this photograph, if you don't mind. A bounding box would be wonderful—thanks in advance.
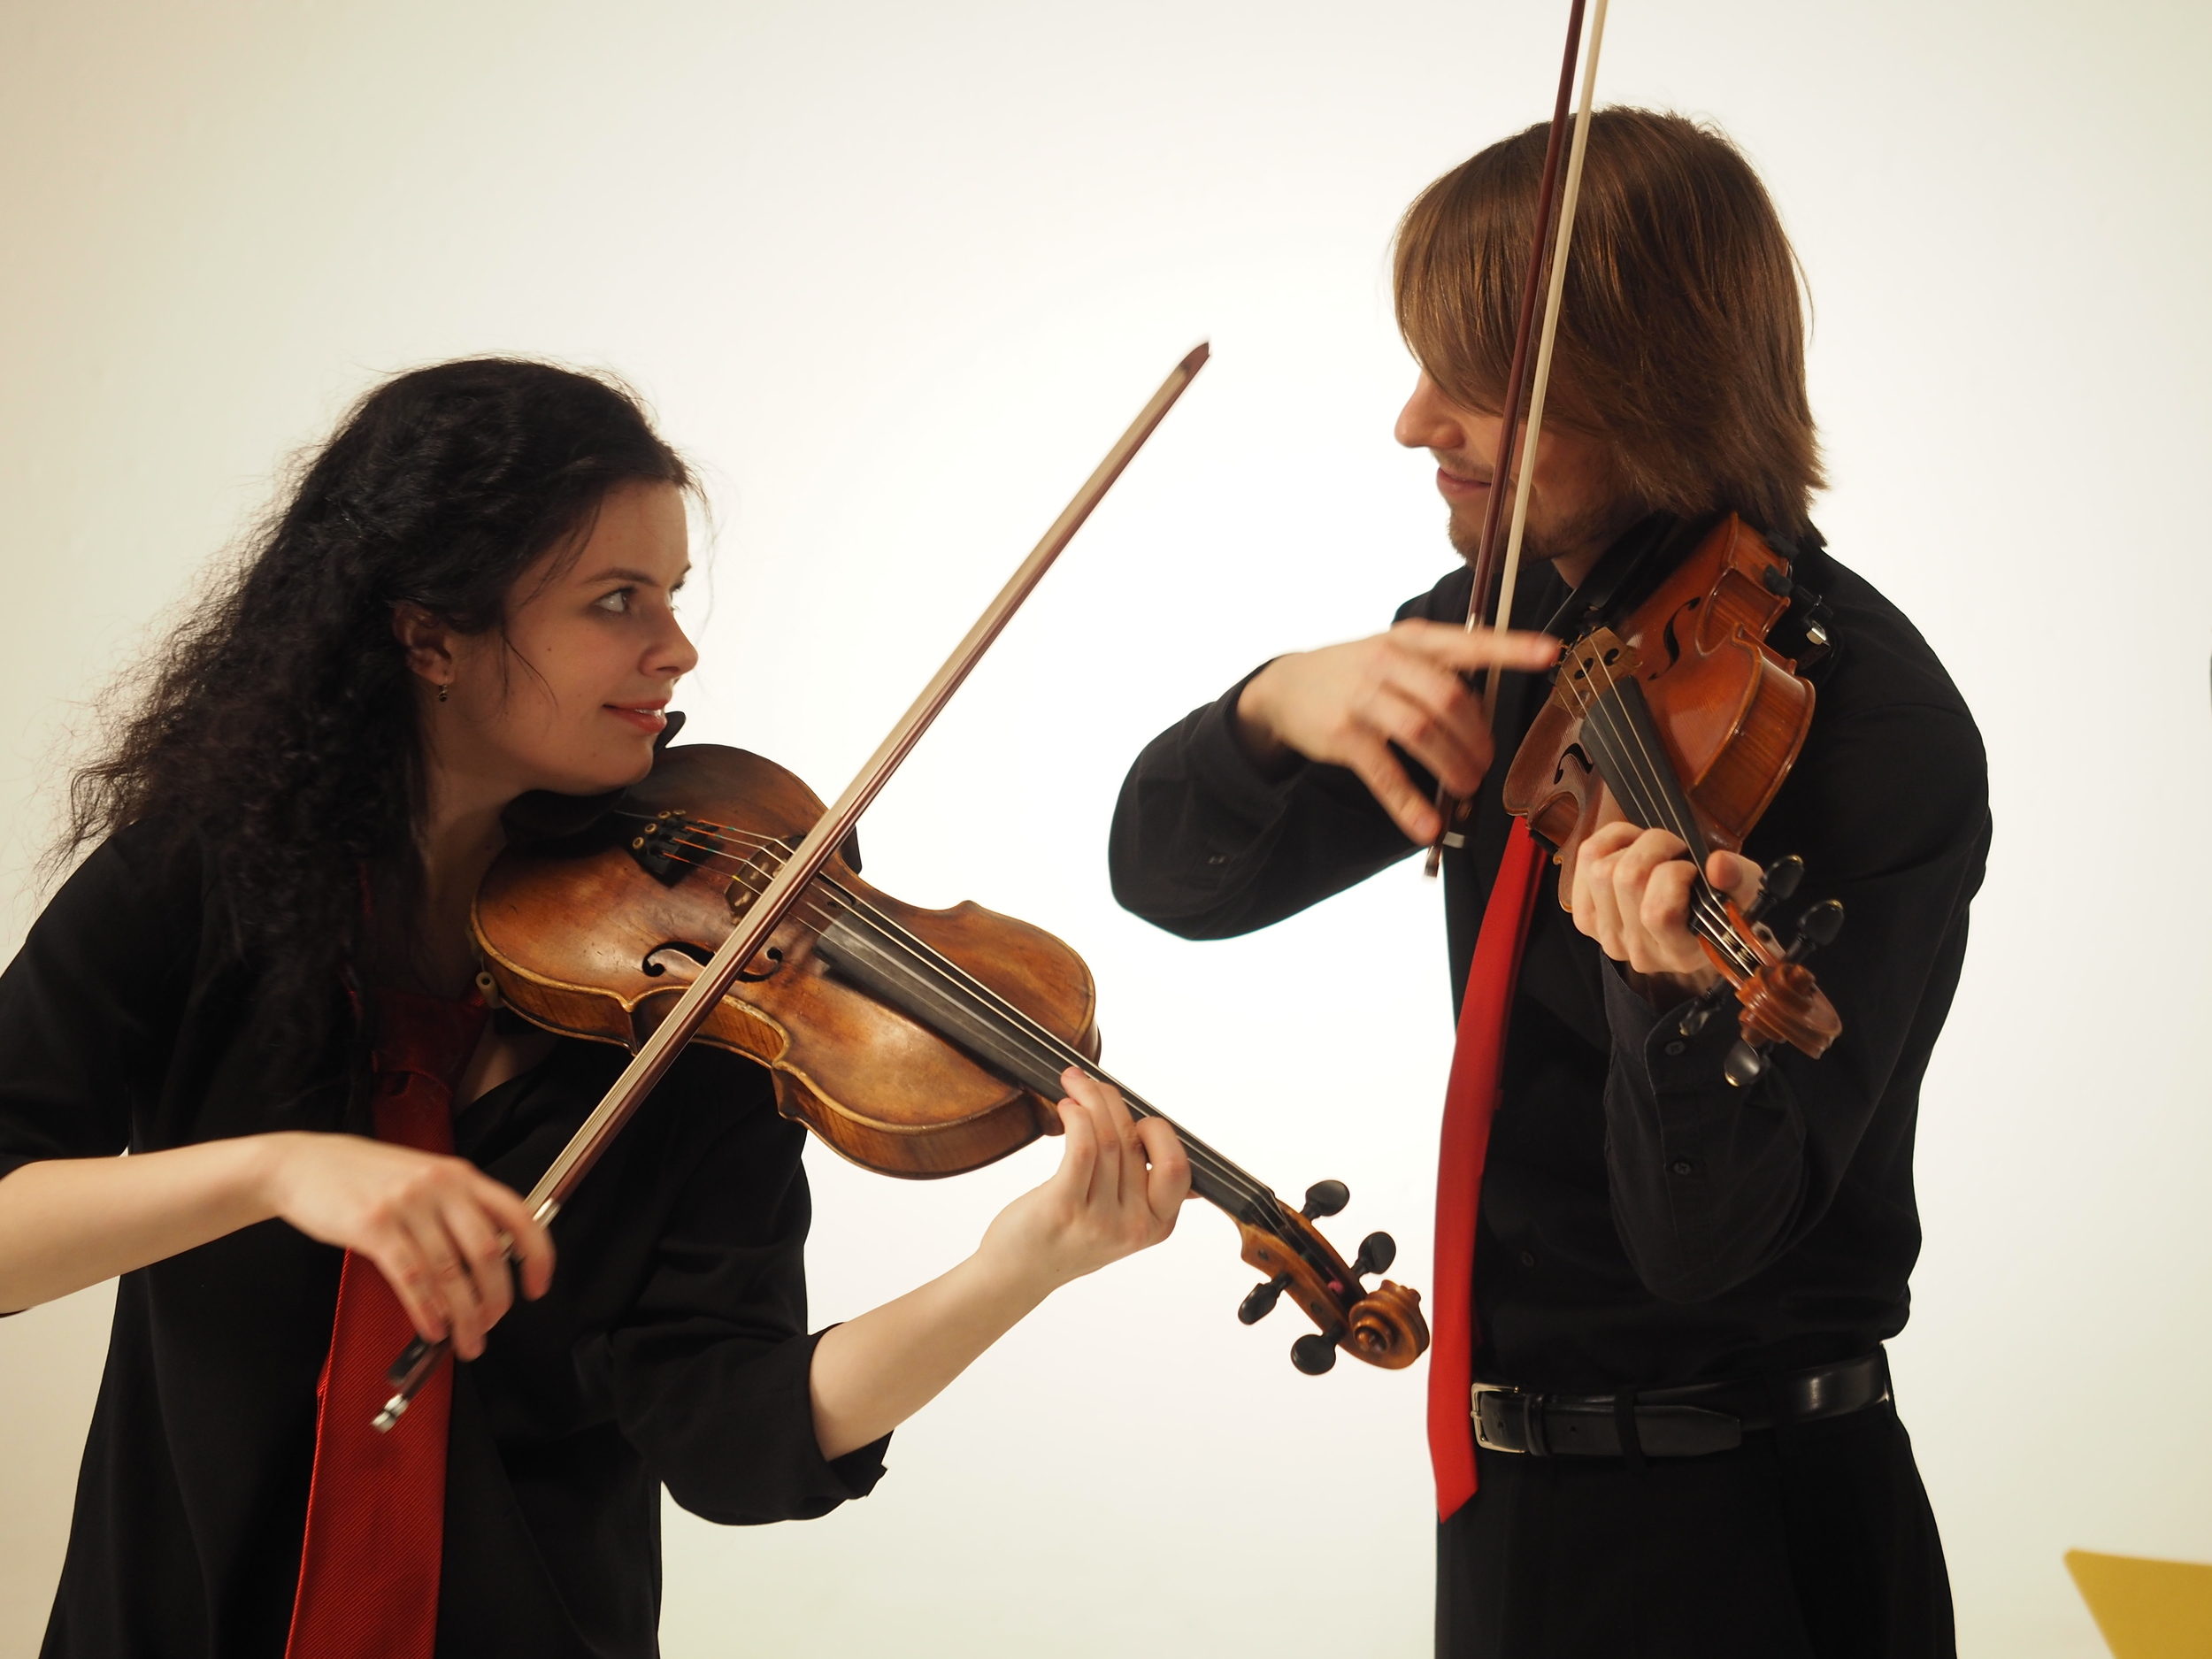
[644,941,786,984]
[1550,741,1595,789]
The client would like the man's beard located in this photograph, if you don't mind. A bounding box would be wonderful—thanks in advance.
[1445,491,1626,568]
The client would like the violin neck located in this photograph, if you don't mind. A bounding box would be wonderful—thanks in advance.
[806,895,1284,1229]
[1570,668,1751,956]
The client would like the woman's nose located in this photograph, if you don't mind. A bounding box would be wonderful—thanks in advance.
[654,618,701,681]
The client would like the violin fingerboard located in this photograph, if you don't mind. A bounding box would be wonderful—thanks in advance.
[1580,676,1714,868]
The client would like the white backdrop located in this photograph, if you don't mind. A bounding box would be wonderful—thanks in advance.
[2,2,2208,1655]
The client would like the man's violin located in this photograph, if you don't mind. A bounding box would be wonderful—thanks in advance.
[1422,0,1845,1084]
[1501,513,1845,1082]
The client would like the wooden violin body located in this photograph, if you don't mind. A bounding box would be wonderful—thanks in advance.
[473,742,1429,1373]
[1503,514,1810,857]
[476,746,1094,1178]
[1502,514,1843,1067]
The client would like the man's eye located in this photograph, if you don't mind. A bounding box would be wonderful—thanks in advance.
[594,588,634,614]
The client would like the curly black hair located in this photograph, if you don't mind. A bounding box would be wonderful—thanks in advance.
[63,357,692,1086]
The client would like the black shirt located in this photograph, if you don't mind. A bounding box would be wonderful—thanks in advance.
[1109,532,1990,1392]
[0,824,887,1658]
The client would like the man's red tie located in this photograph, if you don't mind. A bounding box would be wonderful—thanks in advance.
[1427,818,1546,1522]
[286,991,488,1659]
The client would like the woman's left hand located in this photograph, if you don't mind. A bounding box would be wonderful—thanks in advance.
[975,1069,1190,1296]
[1564,803,1761,1000]
[806,1069,1192,1461]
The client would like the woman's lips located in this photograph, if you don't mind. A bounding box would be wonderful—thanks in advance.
[1436,466,1489,501]
[606,704,668,734]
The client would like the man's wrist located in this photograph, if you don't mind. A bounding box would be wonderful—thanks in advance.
[1623,964,1722,1008]
[1231,663,1299,779]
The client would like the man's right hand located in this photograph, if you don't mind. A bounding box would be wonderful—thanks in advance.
[1233,619,1559,843]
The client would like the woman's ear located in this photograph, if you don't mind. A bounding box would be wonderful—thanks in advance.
[390,603,457,695]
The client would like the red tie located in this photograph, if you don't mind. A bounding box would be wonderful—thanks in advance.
[286,992,488,1659]
[1427,818,1546,1522]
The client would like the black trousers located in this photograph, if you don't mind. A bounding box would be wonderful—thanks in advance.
[1437,1399,1954,1657]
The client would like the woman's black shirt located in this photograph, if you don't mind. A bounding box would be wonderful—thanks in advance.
[0,824,887,1658]
[1109,534,1991,1391]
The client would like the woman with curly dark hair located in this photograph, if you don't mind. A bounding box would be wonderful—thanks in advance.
[0,357,1187,1659]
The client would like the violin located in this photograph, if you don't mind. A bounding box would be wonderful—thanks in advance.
[1500,513,1845,1081]
[374,345,1429,1432]
[1421,0,1844,1084]
[478,741,1429,1376]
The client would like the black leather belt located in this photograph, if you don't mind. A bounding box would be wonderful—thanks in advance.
[1471,1350,1891,1460]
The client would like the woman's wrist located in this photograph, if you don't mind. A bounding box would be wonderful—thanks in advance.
[957,1234,1062,1324]
[239,1132,303,1224]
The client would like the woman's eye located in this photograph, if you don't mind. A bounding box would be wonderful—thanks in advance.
[594,588,634,614]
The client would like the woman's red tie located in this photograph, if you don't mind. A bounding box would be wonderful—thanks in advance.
[1427,818,1545,1522]
[285,991,488,1659]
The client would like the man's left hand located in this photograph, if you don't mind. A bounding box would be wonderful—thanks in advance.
[1563,802,1761,1002]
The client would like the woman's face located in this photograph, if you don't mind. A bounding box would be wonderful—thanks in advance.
[411,480,700,803]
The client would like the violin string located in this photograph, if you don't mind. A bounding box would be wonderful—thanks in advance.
[1578,687,1745,959]
[1572,645,1761,976]
[631,821,1291,1220]
[1586,693,1755,975]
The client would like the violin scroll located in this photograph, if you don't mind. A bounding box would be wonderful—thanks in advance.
[1233,1183,1430,1374]
[1701,883,1846,1086]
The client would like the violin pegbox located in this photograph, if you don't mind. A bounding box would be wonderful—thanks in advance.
[1233,1179,1429,1375]
[1676,854,1846,1084]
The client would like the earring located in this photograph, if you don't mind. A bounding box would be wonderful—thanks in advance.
[437,682,449,703]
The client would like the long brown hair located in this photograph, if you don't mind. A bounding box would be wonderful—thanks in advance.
[1394,107,1822,540]
[64,358,692,1093]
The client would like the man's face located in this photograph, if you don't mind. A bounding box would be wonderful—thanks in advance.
[1394,371,1642,587]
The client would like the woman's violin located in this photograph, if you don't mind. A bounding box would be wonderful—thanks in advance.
[375,345,1427,1432]
[479,741,1429,1378]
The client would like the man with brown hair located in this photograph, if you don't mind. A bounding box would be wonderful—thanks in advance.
[1110,109,1987,1656]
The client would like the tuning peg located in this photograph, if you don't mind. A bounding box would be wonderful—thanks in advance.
[1676,979,1732,1039]
[1352,1232,1396,1279]
[1239,1273,1290,1325]
[1786,899,1844,960]
[1291,1333,1340,1375]
[1744,855,1804,926]
[1724,1040,1768,1088]
[1302,1179,1349,1220]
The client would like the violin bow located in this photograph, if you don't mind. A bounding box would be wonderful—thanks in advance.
[374,344,1210,1430]
[1424,0,1611,875]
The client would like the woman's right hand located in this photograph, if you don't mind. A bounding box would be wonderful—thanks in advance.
[258,1133,555,1357]
[1233,619,1559,843]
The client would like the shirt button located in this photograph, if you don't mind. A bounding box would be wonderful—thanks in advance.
[1517,1251,1537,1268]
[1663,1040,1686,1056]
[1671,1159,1694,1176]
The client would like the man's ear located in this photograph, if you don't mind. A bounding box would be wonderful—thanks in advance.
[391,603,456,692]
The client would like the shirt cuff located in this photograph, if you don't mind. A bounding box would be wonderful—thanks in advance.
[1598,959,1740,1088]
[784,1326,892,1502]
[826,1432,892,1498]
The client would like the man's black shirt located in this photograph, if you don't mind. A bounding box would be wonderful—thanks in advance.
[1109,532,1989,1391]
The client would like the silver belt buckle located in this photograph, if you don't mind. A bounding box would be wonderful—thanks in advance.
[1471,1382,1517,1452]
